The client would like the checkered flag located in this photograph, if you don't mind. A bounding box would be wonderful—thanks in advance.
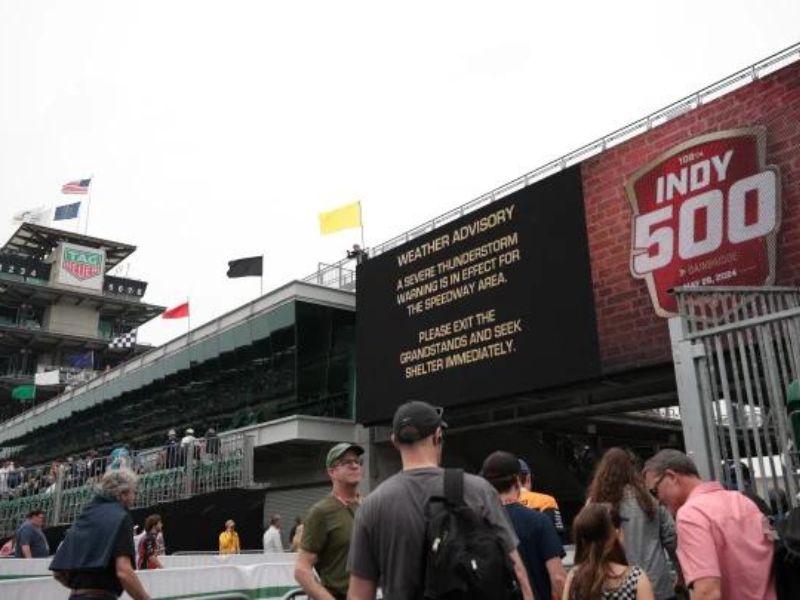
[109,330,137,349]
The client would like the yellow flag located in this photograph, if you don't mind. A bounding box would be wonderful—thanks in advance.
[319,201,362,235]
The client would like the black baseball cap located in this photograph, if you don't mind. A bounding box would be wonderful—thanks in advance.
[392,401,447,443]
[480,451,521,486]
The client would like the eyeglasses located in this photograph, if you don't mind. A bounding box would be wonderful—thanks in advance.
[336,457,364,468]
[649,473,667,499]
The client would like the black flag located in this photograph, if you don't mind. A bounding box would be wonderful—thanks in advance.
[227,256,263,278]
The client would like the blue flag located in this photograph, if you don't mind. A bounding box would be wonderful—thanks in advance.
[54,202,81,221]
[68,351,93,369]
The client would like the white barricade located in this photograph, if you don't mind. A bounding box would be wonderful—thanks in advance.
[0,557,50,579]
[163,552,295,569]
[0,561,299,599]
[0,553,297,579]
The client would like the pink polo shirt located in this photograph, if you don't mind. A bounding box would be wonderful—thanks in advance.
[676,481,775,599]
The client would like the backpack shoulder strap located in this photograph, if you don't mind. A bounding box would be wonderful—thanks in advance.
[444,468,465,507]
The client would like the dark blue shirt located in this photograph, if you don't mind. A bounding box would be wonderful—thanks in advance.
[14,520,49,558]
[505,502,564,600]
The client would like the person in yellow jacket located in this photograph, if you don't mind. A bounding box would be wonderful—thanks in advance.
[517,459,565,540]
[218,519,240,554]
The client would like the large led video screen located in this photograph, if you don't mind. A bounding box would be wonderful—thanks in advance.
[356,166,601,424]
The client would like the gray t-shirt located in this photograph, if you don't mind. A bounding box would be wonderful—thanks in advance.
[348,467,518,599]
[14,520,49,558]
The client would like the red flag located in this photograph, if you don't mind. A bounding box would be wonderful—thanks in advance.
[162,302,189,319]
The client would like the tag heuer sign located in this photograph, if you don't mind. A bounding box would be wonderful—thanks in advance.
[626,127,781,317]
[63,248,102,280]
[56,242,106,291]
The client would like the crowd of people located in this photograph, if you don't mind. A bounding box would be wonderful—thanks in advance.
[0,425,224,504]
[288,401,788,600]
[0,400,796,600]
[0,452,109,500]
[160,426,222,469]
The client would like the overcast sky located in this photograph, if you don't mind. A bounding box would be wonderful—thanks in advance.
[1,1,798,346]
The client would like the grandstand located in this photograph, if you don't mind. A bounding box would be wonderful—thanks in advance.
[0,223,163,422]
[0,284,354,466]
[0,280,358,549]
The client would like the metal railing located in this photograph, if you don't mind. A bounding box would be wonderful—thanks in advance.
[0,434,255,538]
[302,41,800,292]
[306,262,356,291]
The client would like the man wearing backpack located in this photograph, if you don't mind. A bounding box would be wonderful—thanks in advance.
[347,400,533,600]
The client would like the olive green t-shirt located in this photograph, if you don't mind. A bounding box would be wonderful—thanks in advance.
[301,495,357,594]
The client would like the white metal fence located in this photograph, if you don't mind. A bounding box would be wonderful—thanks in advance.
[0,434,254,538]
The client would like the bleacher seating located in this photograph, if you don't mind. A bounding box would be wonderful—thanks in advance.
[0,444,246,539]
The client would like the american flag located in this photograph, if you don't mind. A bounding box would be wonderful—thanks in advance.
[61,178,92,195]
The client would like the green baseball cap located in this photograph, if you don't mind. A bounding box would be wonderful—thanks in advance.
[326,442,365,468]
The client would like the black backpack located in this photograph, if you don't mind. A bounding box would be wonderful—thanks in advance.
[422,468,521,600]
[774,506,800,600]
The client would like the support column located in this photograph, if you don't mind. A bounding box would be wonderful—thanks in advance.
[668,317,714,479]
[51,466,65,527]
[243,435,255,487]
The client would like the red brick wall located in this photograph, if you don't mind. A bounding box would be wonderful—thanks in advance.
[581,61,800,373]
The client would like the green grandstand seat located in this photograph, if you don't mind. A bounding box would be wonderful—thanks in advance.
[60,486,84,516]
[139,471,155,492]
[80,485,94,504]
[170,467,185,490]
[197,461,215,478]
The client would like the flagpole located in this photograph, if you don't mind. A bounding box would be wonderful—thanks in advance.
[358,201,365,249]
[84,174,94,235]
[187,297,191,335]
[84,190,90,235]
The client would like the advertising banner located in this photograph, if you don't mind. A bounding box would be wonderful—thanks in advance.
[356,167,600,424]
[580,58,799,371]
[626,127,780,317]
[55,242,106,292]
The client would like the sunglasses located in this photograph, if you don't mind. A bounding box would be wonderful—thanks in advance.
[336,457,364,468]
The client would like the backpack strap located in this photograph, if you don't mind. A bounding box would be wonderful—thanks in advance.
[444,468,465,507]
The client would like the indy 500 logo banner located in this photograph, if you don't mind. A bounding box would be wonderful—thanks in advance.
[626,128,781,317]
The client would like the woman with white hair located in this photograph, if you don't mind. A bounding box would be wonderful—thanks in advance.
[49,469,151,600]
